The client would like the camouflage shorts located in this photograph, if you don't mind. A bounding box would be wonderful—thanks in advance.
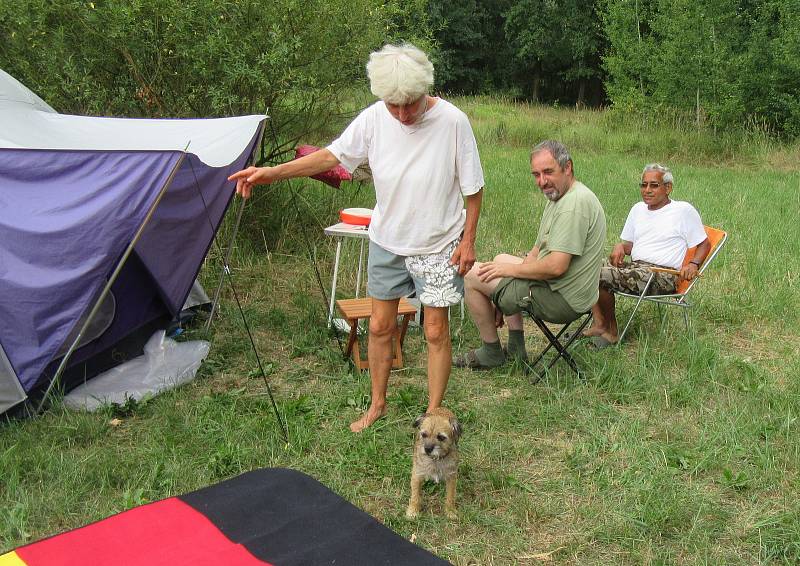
[599,260,677,296]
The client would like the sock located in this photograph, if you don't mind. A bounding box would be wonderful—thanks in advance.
[474,340,505,366]
[506,329,528,361]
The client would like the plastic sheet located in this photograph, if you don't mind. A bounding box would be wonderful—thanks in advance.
[64,330,209,411]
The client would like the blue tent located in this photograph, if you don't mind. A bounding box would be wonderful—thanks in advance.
[0,69,265,413]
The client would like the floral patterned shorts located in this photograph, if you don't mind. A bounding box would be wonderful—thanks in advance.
[367,238,463,308]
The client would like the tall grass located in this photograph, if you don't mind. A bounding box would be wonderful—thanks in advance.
[2,100,799,564]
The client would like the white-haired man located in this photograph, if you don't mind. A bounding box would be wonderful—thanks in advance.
[584,163,710,346]
[454,140,606,369]
[229,43,484,432]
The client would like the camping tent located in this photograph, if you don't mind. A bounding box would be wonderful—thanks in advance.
[0,69,266,414]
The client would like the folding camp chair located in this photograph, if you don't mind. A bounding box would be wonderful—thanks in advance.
[616,225,727,343]
[522,293,594,382]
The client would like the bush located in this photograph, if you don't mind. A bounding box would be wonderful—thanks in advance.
[0,0,429,146]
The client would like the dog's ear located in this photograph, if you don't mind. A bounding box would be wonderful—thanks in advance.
[449,417,462,442]
[413,414,427,429]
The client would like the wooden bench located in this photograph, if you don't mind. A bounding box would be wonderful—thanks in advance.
[336,297,418,371]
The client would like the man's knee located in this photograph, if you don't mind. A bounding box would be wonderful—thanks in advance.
[464,263,481,288]
[493,253,519,263]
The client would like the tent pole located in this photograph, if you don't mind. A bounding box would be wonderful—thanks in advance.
[205,118,266,332]
[35,154,187,415]
[206,118,269,332]
[205,197,246,332]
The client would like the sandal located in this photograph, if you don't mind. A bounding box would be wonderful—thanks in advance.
[452,349,503,371]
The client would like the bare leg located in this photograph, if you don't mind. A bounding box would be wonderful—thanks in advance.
[586,287,618,343]
[463,254,523,342]
[350,298,398,432]
[423,306,451,412]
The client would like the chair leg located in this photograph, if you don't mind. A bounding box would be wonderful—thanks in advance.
[527,313,592,382]
[617,273,656,344]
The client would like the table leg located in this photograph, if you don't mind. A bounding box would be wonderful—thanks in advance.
[355,238,365,298]
[328,238,343,327]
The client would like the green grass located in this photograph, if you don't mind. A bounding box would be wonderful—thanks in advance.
[2,100,800,564]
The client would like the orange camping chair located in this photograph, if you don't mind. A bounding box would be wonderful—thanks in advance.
[616,225,727,343]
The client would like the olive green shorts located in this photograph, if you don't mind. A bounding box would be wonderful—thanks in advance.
[490,278,579,324]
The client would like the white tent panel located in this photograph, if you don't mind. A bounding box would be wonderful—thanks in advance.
[0,68,266,168]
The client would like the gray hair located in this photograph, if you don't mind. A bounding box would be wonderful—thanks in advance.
[642,163,674,185]
[366,43,434,105]
[531,140,573,172]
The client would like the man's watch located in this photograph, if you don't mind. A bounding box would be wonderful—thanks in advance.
[690,260,701,266]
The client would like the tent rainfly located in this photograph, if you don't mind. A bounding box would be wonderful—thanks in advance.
[0,69,266,414]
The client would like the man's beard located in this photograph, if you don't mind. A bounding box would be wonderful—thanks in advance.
[542,188,560,201]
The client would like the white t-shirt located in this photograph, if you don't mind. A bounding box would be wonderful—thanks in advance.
[621,200,707,269]
[326,99,484,255]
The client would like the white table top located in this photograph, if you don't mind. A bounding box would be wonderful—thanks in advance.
[324,222,370,239]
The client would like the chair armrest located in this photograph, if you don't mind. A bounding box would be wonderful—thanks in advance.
[649,266,702,278]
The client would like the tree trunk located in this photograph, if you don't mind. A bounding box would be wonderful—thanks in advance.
[576,78,586,108]
[532,71,541,103]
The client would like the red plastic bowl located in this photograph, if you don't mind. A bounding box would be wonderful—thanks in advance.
[339,208,372,226]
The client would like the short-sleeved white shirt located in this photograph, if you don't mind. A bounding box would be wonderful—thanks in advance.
[621,200,707,269]
[326,99,484,255]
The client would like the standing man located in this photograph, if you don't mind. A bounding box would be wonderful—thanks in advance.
[229,44,484,432]
[454,140,605,368]
[584,163,710,346]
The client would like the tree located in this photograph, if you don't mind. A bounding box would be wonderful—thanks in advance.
[0,0,431,152]
[428,0,515,94]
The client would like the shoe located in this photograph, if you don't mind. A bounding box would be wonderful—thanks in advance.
[452,349,504,370]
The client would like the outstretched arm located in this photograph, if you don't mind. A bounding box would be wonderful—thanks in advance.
[227,148,341,199]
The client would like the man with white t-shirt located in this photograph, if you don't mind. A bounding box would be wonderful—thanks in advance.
[584,163,710,346]
[229,44,484,432]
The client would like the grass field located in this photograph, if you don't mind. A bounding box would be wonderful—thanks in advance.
[2,100,799,564]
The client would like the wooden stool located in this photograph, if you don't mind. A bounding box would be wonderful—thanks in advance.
[336,297,417,371]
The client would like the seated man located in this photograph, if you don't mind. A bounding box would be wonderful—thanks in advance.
[585,163,711,347]
[454,140,606,369]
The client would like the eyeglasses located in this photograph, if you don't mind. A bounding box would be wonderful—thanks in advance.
[639,181,663,189]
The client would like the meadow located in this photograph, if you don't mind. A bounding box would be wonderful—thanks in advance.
[2,99,799,564]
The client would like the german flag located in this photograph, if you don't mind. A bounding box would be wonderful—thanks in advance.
[2,468,450,566]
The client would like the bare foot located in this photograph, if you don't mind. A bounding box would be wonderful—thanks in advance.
[583,326,606,338]
[349,406,387,433]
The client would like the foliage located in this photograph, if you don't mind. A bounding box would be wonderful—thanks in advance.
[0,0,430,146]
[504,0,606,105]
[601,0,800,136]
[428,0,515,95]
[429,0,606,105]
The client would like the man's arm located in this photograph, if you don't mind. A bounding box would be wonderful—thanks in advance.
[228,148,341,199]
[477,250,571,282]
[523,246,540,263]
[609,241,633,267]
[680,237,711,280]
[450,188,483,275]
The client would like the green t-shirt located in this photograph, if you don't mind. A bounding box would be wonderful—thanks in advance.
[535,181,607,312]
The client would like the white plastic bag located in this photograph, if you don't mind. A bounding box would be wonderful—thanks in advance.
[64,330,210,411]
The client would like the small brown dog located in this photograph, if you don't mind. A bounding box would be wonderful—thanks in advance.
[406,407,461,519]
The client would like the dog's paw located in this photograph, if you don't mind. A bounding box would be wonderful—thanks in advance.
[445,506,457,520]
[405,506,420,520]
